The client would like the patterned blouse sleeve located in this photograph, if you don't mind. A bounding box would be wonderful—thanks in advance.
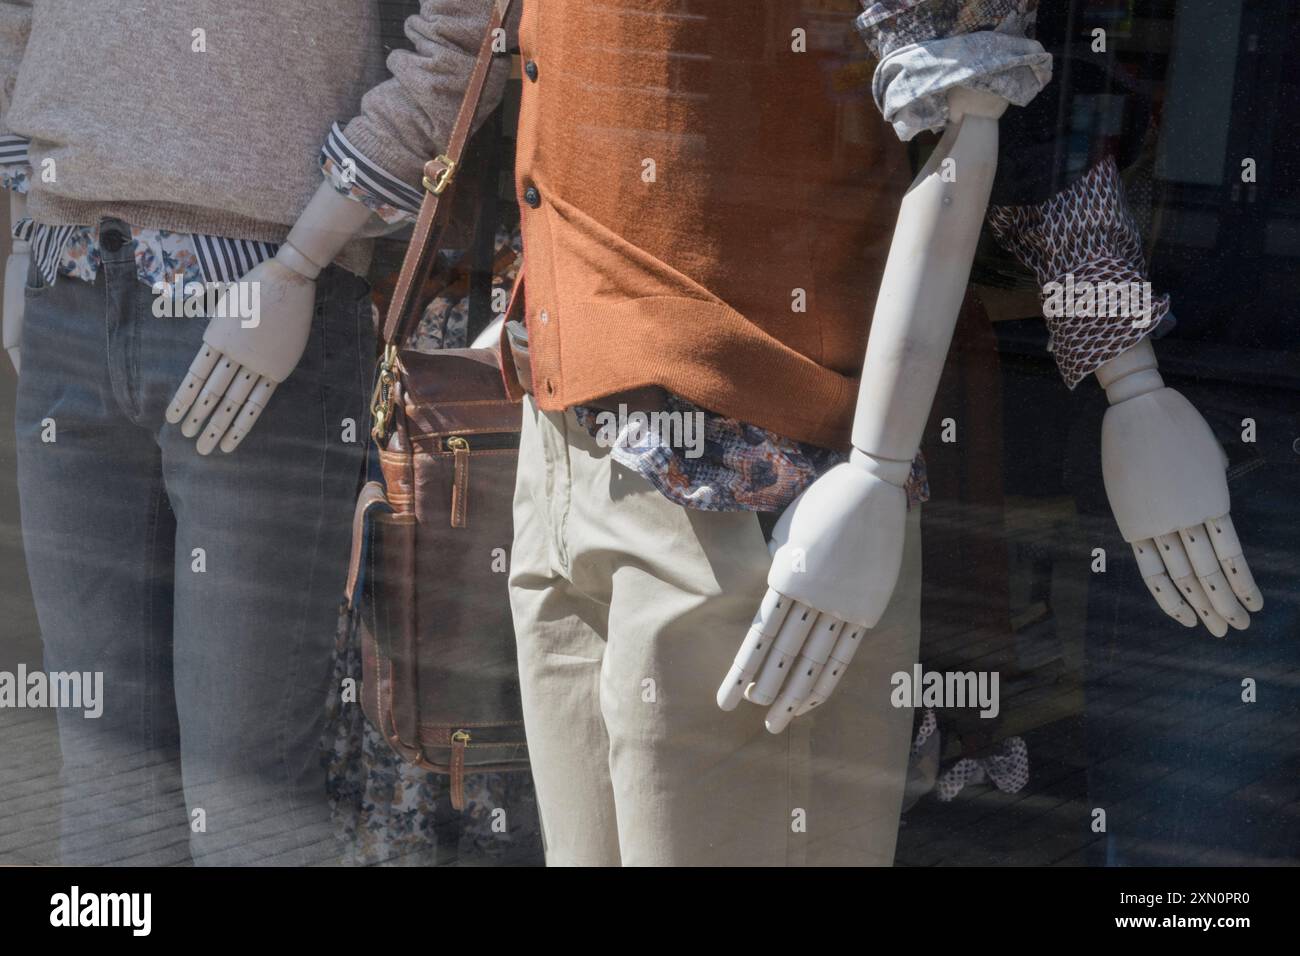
[986,155,1171,389]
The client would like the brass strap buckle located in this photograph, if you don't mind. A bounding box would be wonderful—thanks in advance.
[370,343,400,443]
[422,154,457,195]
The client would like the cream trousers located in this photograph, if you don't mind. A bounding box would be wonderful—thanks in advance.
[508,396,922,866]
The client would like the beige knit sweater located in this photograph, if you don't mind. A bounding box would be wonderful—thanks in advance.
[0,0,510,272]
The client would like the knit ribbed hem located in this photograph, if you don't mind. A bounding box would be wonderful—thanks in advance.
[527,295,860,451]
[340,117,426,204]
[26,193,373,277]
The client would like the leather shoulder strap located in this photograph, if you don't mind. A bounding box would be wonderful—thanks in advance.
[381,0,516,346]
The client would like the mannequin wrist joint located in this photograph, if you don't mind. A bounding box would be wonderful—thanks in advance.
[275,240,323,281]
[849,447,912,487]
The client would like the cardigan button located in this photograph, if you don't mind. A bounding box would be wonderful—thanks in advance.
[524,59,538,81]
[544,378,555,396]
[539,309,549,326]
[524,186,541,208]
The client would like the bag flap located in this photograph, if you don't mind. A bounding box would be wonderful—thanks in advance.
[397,347,521,438]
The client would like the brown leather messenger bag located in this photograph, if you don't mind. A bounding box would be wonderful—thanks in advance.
[342,0,528,811]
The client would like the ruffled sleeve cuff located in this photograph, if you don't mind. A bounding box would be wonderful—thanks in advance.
[987,156,1174,388]
[858,0,1051,140]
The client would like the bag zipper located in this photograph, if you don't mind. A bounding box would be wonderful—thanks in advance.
[448,437,470,528]
[443,434,519,528]
[440,433,519,451]
[450,729,470,810]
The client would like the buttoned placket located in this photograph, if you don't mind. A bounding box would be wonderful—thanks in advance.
[517,30,556,404]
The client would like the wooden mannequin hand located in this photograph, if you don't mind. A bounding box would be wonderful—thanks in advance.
[1099,340,1263,636]
[165,182,374,455]
[165,258,316,454]
[716,449,908,733]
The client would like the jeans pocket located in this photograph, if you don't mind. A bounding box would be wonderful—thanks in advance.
[23,255,51,300]
[310,268,376,426]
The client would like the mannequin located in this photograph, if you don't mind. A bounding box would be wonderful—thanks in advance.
[158,16,1230,752]
[719,88,1261,731]
[0,0,508,866]
[487,0,1269,866]
[147,16,1258,751]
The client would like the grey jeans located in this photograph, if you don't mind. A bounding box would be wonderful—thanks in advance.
[15,218,374,865]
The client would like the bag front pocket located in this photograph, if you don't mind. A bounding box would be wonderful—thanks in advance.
[364,509,421,756]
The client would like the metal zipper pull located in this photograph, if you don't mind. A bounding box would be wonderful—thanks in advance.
[370,344,399,443]
[447,436,469,528]
[450,729,470,810]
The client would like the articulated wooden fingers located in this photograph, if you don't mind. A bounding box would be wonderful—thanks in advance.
[179,351,241,440]
[1153,531,1228,637]
[195,365,258,455]
[1178,522,1249,630]
[1205,513,1263,612]
[717,587,791,711]
[166,343,222,425]
[218,378,275,454]
[766,615,845,733]
[748,601,819,706]
[1132,538,1197,627]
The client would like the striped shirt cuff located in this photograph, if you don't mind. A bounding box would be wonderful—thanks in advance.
[191,234,281,285]
[0,133,31,194]
[321,122,422,224]
[0,133,30,166]
[16,221,83,286]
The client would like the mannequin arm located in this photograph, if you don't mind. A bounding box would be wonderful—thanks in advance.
[165,1,517,456]
[3,189,26,372]
[850,87,1006,464]
[165,182,374,454]
[1096,338,1262,635]
[717,88,1009,732]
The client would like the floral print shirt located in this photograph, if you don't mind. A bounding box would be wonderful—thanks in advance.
[573,400,930,512]
[0,124,411,291]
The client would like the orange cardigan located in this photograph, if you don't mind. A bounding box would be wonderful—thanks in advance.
[514,0,912,449]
